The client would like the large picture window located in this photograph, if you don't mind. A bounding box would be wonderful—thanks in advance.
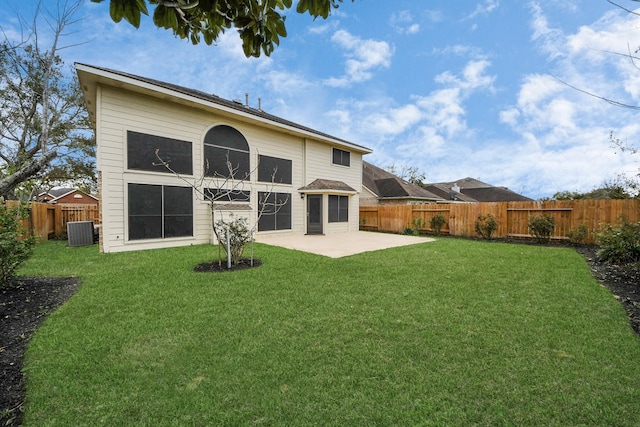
[204,125,250,179]
[332,148,350,167]
[328,195,349,222]
[128,183,193,240]
[257,192,291,231]
[127,131,193,175]
[258,155,292,184]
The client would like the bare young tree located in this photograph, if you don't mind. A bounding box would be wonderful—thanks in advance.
[384,163,427,185]
[155,150,288,268]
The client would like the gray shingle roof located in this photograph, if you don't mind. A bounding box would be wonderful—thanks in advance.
[298,179,356,192]
[362,161,443,201]
[76,63,371,154]
[426,177,532,202]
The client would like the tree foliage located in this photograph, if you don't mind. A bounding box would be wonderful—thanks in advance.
[0,1,96,199]
[552,179,633,200]
[92,0,353,57]
[0,202,37,285]
[384,164,427,186]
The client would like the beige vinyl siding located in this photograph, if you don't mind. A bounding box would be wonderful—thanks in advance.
[88,64,369,252]
[244,126,304,235]
[98,87,206,252]
[97,86,317,251]
[359,187,379,206]
[304,140,363,233]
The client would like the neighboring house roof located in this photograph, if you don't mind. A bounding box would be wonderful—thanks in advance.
[38,188,99,203]
[39,187,75,199]
[362,161,443,202]
[425,177,532,202]
[76,63,372,155]
[422,184,478,202]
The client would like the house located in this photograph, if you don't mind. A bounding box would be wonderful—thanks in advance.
[424,177,532,202]
[360,161,444,205]
[76,64,372,253]
[37,188,99,205]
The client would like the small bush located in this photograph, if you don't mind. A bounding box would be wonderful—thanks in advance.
[567,224,589,244]
[528,214,555,244]
[596,216,640,264]
[430,214,447,236]
[0,202,37,285]
[215,215,251,264]
[402,227,418,236]
[475,214,498,239]
[412,217,424,233]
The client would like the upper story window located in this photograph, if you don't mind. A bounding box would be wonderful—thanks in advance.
[332,148,350,167]
[127,131,193,175]
[204,125,250,180]
[258,155,292,184]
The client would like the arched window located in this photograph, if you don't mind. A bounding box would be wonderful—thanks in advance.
[203,125,250,179]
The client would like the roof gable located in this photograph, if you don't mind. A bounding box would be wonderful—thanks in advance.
[76,63,371,155]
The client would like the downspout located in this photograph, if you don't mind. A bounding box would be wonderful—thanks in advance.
[302,138,307,234]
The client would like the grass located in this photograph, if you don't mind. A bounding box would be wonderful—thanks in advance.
[18,238,640,426]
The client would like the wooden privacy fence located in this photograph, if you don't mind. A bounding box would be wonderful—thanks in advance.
[5,201,100,241]
[359,199,640,245]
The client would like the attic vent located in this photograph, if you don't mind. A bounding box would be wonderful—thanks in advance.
[67,221,95,247]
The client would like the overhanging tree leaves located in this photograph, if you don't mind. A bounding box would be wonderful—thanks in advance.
[92,0,353,57]
[0,1,95,199]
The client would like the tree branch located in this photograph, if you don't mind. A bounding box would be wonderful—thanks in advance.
[552,75,640,110]
[0,150,57,198]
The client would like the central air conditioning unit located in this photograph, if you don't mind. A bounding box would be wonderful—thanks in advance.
[67,221,95,247]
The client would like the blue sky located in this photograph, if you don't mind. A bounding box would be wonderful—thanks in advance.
[3,1,640,198]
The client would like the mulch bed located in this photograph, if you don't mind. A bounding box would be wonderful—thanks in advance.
[1,248,639,426]
[194,258,262,272]
[1,277,80,426]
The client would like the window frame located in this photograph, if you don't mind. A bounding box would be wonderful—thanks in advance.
[332,148,351,167]
[257,192,292,231]
[203,125,250,180]
[127,131,193,175]
[204,188,251,203]
[258,155,292,184]
[128,183,193,241]
[328,195,349,223]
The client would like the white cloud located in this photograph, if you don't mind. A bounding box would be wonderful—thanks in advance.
[467,0,500,20]
[528,2,566,60]
[491,3,640,196]
[432,44,485,59]
[390,10,420,34]
[325,30,393,87]
[344,59,497,170]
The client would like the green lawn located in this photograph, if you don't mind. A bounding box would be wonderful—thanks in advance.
[18,238,640,426]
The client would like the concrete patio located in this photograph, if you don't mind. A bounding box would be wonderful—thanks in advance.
[256,231,434,258]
